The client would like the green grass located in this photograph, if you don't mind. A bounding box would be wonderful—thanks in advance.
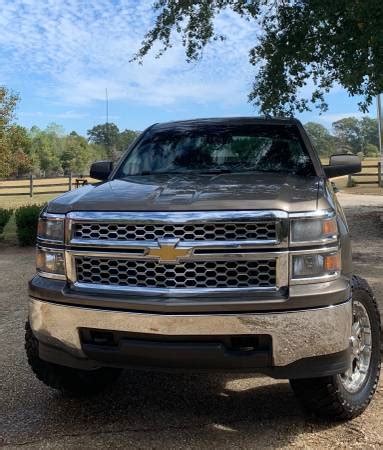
[0,193,57,209]
[0,193,57,245]
[1,213,17,245]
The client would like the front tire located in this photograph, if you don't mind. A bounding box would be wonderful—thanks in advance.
[25,321,122,397]
[290,276,381,421]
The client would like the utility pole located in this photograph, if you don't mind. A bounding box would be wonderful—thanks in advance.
[377,94,382,162]
[106,88,109,125]
[106,88,110,156]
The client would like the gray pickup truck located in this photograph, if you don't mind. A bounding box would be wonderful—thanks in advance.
[26,117,381,420]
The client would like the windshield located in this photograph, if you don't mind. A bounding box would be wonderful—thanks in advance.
[115,123,315,177]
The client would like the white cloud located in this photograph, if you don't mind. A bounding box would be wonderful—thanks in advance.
[320,112,365,124]
[0,0,258,108]
[19,110,87,119]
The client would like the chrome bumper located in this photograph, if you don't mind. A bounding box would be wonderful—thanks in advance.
[29,298,352,367]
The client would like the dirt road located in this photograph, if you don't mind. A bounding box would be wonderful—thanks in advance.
[0,198,382,448]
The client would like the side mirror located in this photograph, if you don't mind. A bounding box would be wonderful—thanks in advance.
[90,160,113,181]
[323,154,361,178]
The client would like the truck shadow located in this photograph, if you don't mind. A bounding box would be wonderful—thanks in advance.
[22,370,339,447]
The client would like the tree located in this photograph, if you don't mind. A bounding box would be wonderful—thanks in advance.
[0,87,116,178]
[0,86,19,130]
[13,149,32,176]
[304,122,336,156]
[87,123,120,155]
[333,118,364,154]
[7,125,32,176]
[332,116,379,155]
[135,1,383,115]
[29,126,62,175]
[364,143,379,157]
[118,129,139,152]
[0,87,22,177]
[87,124,139,159]
[45,122,65,137]
[61,134,90,174]
[360,117,379,148]
[0,135,13,178]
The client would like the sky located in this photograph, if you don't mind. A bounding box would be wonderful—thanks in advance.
[0,0,377,135]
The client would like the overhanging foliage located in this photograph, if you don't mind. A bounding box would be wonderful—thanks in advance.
[136,0,383,115]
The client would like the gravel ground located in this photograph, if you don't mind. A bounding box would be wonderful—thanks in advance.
[0,195,382,449]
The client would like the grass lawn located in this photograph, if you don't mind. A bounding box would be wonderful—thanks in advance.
[0,193,58,209]
[0,193,58,246]
[0,176,96,206]
[0,177,97,238]
[1,213,18,246]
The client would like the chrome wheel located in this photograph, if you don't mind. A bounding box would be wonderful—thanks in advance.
[339,300,372,393]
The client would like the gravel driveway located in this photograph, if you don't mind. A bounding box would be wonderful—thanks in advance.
[0,196,382,448]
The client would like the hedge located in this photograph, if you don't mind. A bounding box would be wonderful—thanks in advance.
[0,208,13,235]
[15,205,44,246]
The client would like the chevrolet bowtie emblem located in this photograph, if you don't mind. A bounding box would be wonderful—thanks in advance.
[147,239,192,263]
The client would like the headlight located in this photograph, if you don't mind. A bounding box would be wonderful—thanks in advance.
[292,251,340,281]
[291,215,337,244]
[37,213,65,243]
[36,248,66,279]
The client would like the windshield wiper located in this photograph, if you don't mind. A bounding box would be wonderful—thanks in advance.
[136,169,233,176]
[199,168,233,174]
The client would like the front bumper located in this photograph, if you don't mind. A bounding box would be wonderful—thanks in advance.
[29,274,351,313]
[29,298,352,378]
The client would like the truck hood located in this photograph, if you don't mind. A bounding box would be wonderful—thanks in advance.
[47,173,323,214]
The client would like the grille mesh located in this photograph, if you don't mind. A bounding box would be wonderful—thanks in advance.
[73,222,276,242]
[75,257,276,289]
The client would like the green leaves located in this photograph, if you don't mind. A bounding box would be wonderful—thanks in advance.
[0,86,24,178]
[304,122,335,156]
[0,208,13,236]
[333,116,379,154]
[15,204,43,246]
[134,1,262,63]
[137,0,383,115]
[0,86,19,130]
[0,86,140,178]
[305,116,379,156]
[87,123,120,150]
[87,123,139,159]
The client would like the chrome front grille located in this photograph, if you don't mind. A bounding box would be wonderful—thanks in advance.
[72,221,276,242]
[66,211,289,294]
[75,257,277,290]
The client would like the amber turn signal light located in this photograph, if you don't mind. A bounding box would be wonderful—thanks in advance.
[324,253,341,272]
[322,218,337,236]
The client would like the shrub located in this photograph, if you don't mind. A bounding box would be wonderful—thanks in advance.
[0,208,13,235]
[15,204,43,246]
[364,144,379,158]
[356,151,364,161]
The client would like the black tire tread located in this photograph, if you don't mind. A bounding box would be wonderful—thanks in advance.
[25,321,122,397]
[290,275,381,421]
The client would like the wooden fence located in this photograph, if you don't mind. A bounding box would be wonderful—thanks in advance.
[0,174,90,197]
[347,162,382,187]
[0,162,381,197]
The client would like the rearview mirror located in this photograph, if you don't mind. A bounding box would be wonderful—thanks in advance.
[323,154,361,178]
[90,160,113,181]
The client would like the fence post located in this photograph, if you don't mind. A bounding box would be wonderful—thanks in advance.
[347,174,353,187]
[29,174,33,198]
[378,162,382,187]
[68,172,72,191]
